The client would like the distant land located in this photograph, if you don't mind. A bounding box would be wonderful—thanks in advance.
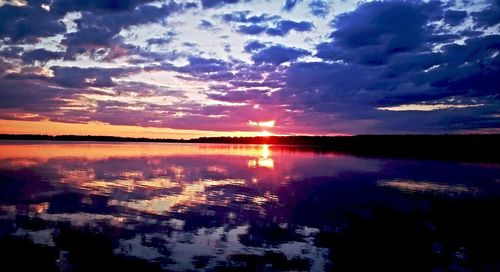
[0,134,498,163]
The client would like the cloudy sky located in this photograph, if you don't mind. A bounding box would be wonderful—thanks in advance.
[0,0,498,138]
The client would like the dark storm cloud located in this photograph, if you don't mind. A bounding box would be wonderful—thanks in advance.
[252,45,310,64]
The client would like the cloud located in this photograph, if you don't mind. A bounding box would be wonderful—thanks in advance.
[0,4,65,43]
[237,24,267,35]
[177,56,231,74]
[50,0,155,13]
[0,46,23,58]
[265,20,313,36]
[244,40,267,52]
[146,37,173,45]
[146,31,176,46]
[273,0,500,133]
[237,19,313,36]
[252,45,309,65]
[471,0,500,27]
[61,1,196,59]
[21,48,64,64]
[444,9,467,26]
[198,20,215,29]
[309,0,329,17]
[223,11,312,36]
[283,0,301,11]
[221,10,279,23]
[201,0,248,9]
[0,78,79,113]
[316,1,444,65]
[207,89,269,103]
[51,66,137,88]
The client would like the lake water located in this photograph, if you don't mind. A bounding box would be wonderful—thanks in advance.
[0,141,499,271]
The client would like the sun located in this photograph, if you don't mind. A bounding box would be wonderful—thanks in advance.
[259,130,272,137]
[248,120,275,137]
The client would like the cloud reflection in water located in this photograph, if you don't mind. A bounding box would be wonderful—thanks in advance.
[0,142,499,271]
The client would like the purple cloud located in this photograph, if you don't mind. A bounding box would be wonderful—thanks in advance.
[252,45,310,64]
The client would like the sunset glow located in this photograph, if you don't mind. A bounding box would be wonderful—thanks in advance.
[259,130,273,137]
[0,120,264,139]
[0,0,497,136]
[0,1,498,269]
[248,120,276,128]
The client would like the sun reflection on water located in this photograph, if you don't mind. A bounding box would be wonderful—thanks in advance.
[248,144,274,169]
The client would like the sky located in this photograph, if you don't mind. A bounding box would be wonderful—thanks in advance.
[0,0,499,138]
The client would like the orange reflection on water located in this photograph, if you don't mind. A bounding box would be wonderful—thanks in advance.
[0,202,49,218]
[247,144,274,169]
[0,142,330,217]
[0,142,273,160]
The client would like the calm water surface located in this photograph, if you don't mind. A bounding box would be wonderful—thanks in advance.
[0,141,499,271]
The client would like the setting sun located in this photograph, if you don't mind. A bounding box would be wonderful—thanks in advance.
[259,130,273,137]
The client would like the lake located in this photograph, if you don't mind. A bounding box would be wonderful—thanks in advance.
[0,141,499,271]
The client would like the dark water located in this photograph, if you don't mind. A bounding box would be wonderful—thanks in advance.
[0,141,499,271]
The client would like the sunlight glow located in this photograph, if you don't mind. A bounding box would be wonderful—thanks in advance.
[248,120,275,127]
[262,144,270,159]
[259,130,273,137]
[247,144,274,169]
